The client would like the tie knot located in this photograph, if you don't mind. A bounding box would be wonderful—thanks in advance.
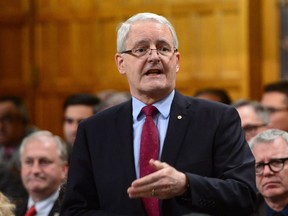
[142,105,158,117]
[25,205,36,216]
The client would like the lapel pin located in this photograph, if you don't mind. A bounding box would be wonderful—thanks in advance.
[177,115,182,119]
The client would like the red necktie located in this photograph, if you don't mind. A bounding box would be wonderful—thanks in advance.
[140,105,159,216]
[25,205,36,216]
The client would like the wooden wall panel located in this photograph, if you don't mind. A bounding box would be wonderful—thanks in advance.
[95,18,127,89]
[34,92,65,135]
[169,0,248,100]
[262,0,280,85]
[0,0,31,89]
[0,0,280,136]
[0,0,36,124]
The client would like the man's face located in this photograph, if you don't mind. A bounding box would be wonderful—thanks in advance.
[21,138,68,201]
[261,92,288,131]
[63,105,94,146]
[0,101,26,147]
[115,20,180,102]
[236,105,268,142]
[253,137,288,201]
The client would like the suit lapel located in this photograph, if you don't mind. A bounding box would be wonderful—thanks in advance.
[115,101,137,180]
[113,101,145,212]
[48,200,59,216]
[161,92,194,166]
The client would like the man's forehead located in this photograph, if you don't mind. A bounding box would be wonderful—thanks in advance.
[0,101,18,112]
[128,21,172,40]
[0,101,17,110]
[263,92,287,103]
[254,138,288,152]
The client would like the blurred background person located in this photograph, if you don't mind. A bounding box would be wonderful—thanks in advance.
[249,129,288,216]
[95,89,118,102]
[63,93,100,147]
[233,99,270,142]
[261,80,288,132]
[96,91,131,112]
[17,130,68,216]
[0,96,37,174]
[193,88,232,105]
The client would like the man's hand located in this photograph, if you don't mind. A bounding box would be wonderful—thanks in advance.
[127,159,188,199]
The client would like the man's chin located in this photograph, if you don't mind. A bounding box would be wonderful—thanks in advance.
[263,188,282,198]
[27,181,46,190]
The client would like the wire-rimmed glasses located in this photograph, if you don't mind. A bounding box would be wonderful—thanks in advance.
[120,47,178,57]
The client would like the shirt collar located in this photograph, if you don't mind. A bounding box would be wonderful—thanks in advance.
[28,189,59,214]
[267,204,288,216]
[132,90,175,121]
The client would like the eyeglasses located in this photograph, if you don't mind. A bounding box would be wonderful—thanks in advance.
[120,47,178,57]
[265,107,288,114]
[255,157,288,175]
[242,124,267,135]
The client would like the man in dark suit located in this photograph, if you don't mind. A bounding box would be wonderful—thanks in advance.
[17,130,68,216]
[61,12,256,216]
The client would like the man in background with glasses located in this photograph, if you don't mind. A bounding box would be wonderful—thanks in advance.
[233,99,270,143]
[261,81,288,132]
[250,129,288,216]
[61,12,256,216]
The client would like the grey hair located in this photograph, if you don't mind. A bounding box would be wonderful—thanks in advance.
[20,130,68,163]
[116,12,179,52]
[249,129,288,150]
[232,99,270,125]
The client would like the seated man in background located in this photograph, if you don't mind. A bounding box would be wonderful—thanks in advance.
[0,96,36,173]
[233,99,270,142]
[63,93,100,146]
[17,130,68,216]
[249,129,288,216]
[261,80,288,132]
[193,87,232,105]
[96,91,131,112]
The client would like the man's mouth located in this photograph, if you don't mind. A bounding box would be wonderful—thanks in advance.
[145,69,162,76]
[263,181,279,188]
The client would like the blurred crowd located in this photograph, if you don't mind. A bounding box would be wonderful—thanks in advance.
[1,79,288,216]
[0,90,131,215]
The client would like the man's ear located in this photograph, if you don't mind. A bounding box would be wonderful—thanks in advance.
[175,52,180,73]
[115,53,126,75]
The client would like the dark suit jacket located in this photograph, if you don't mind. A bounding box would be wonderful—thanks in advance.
[16,198,60,216]
[61,91,257,216]
[0,164,28,208]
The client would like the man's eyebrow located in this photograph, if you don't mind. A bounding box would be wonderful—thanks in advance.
[131,40,150,47]
[157,39,171,45]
